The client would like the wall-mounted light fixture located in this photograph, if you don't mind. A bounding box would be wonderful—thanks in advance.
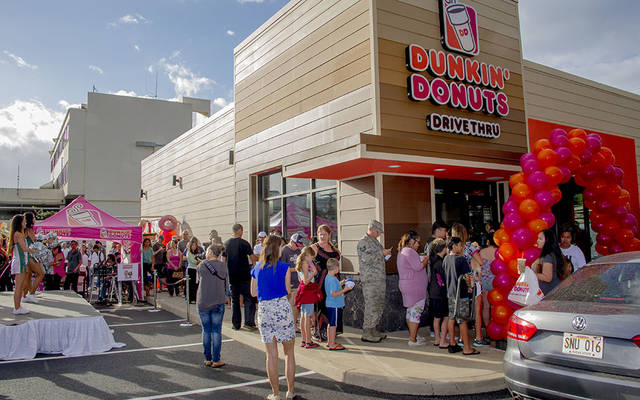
[172,175,183,189]
[140,189,148,199]
[228,150,234,165]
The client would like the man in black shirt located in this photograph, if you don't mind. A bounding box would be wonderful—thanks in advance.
[64,241,82,292]
[224,224,257,330]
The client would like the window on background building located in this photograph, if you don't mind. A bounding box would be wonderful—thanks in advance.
[257,171,337,243]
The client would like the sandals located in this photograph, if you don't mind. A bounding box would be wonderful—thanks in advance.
[329,344,346,351]
[203,361,213,367]
[305,342,319,349]
[211,361,225,368]
[463,349,481,356]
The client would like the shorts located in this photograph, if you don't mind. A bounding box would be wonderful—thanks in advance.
[257,296,296,343]
[448,297,472,324]
[429,298,448,319]
[405,298,426,323]
[300,303,314,316]
[327,307,342,327]
[10,254,26,275]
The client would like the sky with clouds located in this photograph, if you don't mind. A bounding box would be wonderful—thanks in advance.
[1,0,639,188]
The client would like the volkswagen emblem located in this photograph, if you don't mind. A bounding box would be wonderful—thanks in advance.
[572,316,587,331]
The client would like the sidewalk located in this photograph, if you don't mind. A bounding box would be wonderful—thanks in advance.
[153,292,506,396]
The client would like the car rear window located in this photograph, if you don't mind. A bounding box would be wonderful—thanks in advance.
[545,263,640,305]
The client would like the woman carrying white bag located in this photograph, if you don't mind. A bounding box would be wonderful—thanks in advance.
[509,229,563,306]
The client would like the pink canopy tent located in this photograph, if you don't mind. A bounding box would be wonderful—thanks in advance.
[34,196,143,297]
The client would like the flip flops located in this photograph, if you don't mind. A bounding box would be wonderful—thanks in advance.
[463,349,481,356]
[329,344,346,351]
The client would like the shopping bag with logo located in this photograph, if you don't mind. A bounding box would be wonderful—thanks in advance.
[508,267,544,306]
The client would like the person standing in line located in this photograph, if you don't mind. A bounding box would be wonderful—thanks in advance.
[166,240,182,297]
[294,246,319,349]
[559,227,586,271]
[254,231,267,257]
[251,235,297,400]
[9,214,37,314]
[424,221,448,255]
[225,224,258,331]
[61,242,69,259]
[197,244,228,368]
[280,233,304,332]
[49,245,65,290]
[88,244,104,296]
[63,241,82,293]
[357,220,392,343]
[0,239,13,292]
[533,229,563,295]
[311,225,342,342]
[209,229,223,246]
[428,239,449,348]
[324,258,353,351]
[476,234,497,347]
[397,230,429,346]
[152,234,166,292]
[186,238,202,303]
[141,238,154,298]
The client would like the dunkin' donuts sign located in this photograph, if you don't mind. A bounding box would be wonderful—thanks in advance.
[405,0,510,139]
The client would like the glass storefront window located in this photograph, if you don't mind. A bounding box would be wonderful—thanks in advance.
[265,198,282,233]
[285,194,311,239]
[285,178,310,193]
[314,189,337,242]
[261,172,282,198]
[314,179,336,189]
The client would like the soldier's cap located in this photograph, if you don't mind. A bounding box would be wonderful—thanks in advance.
[368,220,384,233]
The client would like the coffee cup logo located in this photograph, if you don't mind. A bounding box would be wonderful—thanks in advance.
[440,0,479,56]
[66,203,102,227]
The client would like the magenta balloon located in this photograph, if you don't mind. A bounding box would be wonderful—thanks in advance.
[601,164,616,180]
[555,146,572,164]
[550,128,568,140]
[614,205,628,218]
[491,259,508,275]
[622,213,638,229]
[487,322,506,340]
[534,190,554,210]
[502,199,518,215]
[503,212,525,233]
[494,272,516,293]
[540,211,556,228]
[586,133,602,144]
[527,171,549,191]
[585,135,602,153]
[580,149,593,165]
[523,247,541,265]
[596,233,613,245]
[583,188,596,201]
[551,135,570,150]
[592,221,605,233]
[584,169,599,181]
[632,225,638,236]
[596,200,615,214]
[559,167,572,183]
[523,160,541,176]
[520,153,537,166]
[613,167,624,185]
[610,243,624,254]
[512,228,535,249]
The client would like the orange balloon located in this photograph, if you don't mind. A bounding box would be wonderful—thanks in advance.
[499,242,518,262]
[614,189,631,206]
[537,148,559,168]
[509,172,526,188]
[568,137,586,156]
[566,155,581,172]
[494,228,510,247]
[528,218,549,234]
[488,289,505,306]
[600,146,615,165]
[491,304,514,325]
[568,129,587,140]
[512,183,532,203]
[544,166,563,186]
[533,139,552,155]
[519,198,541,220]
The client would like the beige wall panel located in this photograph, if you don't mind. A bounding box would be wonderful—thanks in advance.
[339,176,375,272]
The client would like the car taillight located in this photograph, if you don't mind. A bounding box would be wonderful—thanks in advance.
[633,335,640,348]
[507,315,538,341]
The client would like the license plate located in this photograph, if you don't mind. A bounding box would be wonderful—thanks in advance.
[562,333,604,359]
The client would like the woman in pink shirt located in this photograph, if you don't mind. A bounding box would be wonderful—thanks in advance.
[397,230,428,346]
[51,245,66,290]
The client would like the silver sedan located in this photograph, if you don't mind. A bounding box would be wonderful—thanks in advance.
[504,251,640,400]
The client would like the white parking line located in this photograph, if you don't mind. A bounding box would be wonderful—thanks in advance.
[0,340,234,365]
[109,319,185,327]
[128,371,317,400]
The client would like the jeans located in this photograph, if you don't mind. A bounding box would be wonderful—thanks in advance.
[198,304,225,362]
[64,272,79,292]
[100,278,112,299]
[230,280,257,329]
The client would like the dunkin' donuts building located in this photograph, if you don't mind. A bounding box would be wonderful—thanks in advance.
[141,0,640,329]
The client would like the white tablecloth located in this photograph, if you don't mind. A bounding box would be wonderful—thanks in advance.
[0,315,125,360]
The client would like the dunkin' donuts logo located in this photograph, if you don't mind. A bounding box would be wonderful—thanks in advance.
[66,203,102,227]
[440,0,479,57]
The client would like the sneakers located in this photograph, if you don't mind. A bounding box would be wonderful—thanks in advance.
[267,394,281,400]
[286,391,296,399]
[408,339,425,346]
[12,307,30,315]
[24,294,39,304]
[243,324,258,331]
[473,338,490,346]
[415,335,427,344]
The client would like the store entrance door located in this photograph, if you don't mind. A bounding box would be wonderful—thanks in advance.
[553,179,593,262]
[434,179,500,243]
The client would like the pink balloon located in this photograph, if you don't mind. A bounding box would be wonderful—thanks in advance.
[493,272,516,293]
[610,243,624,254]
[527,171,549,191]
[614,205,628,218]
[523,247,541,265]
[512,228,535,249]
[586,135,602,153]
[583,188,597,201]
[596,233,613,245]
[613,167,624,185]
[622,213,638,229]
[540,211,556,228]
[596,200,615,214]
[503,212,525,233]
[534,190,554,210]
[502,199,518,215]
[550,128,568,140]
[580,149,593,165]
[523,160,541,176]
[551,135,570,149]
[584,169,599,182]
[559,167,572,183]
[487,321,507,341]
[555,147,572,164]
[601,164,616,180]
[491,259,508,275]
[520,153,537,167]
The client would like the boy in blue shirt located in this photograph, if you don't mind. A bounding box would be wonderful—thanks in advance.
[324,258,353,350]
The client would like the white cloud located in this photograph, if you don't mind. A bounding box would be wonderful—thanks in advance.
[520,0,640,94]
[109,90,138,97]
[88,65,104,74]
[0,100,70,187]
[147,65,154,74]
[226,30,235,36]
[58,100,80,110]
[134,44,140,52]
[213,97,229,108]
[108,13,150,28]
[3,50,37,70]
[158,56,214,97]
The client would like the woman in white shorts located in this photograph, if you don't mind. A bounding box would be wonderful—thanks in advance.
[9,214,37,315]
[251,235,296,400]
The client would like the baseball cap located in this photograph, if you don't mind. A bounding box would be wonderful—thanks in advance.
[368,220,384,233]
[258,231,267,238]
[290,233,305,245]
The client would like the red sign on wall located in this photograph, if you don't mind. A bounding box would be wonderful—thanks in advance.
[440,0,480,57]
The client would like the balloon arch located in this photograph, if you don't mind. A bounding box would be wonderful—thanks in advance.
[486,128,640,340]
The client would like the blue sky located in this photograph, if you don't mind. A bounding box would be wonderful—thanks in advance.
[1,0,639,188]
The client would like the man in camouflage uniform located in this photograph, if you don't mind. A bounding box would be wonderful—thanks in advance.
[357,220,392,343]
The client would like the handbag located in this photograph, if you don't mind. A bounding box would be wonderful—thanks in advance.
[172,269,184,279]
[508,267,544,306]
